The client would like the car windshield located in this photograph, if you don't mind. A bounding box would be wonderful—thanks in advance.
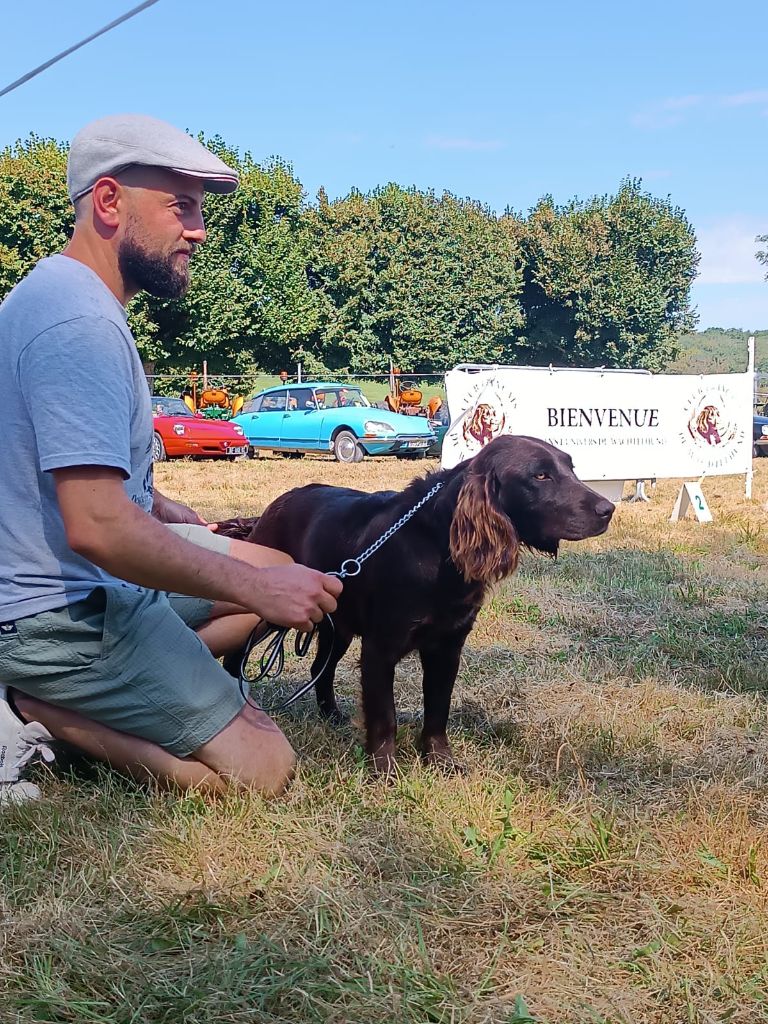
[152,397,194,417]
[314,387,370,410]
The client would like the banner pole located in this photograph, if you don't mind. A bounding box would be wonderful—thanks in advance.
[747,336,755,499]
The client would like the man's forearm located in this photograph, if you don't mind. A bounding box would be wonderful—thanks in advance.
[80,494,258,606]
[53,466,342,630]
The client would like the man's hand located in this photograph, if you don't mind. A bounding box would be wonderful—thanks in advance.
[152,490,207,526]
[248,565,343,632]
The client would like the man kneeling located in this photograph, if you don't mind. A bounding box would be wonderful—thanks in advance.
[0,115,341,804]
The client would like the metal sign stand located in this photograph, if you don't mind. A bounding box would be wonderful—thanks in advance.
[747,336,755,500]
[627,479,654,503]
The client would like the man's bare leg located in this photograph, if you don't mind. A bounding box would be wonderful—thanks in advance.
[13,693,295,796]
[9,540,298,795]
[196,540,291,655]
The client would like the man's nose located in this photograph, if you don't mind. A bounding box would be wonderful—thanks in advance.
[184,212,206,244]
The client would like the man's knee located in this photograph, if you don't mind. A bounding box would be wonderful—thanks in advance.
[194,704,296,797]
[239,726,296,797]
[262,731,297,796]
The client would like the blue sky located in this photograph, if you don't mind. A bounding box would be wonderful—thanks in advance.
[3,0,767,330]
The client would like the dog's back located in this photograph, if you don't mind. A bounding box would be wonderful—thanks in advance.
[251,483,399,574]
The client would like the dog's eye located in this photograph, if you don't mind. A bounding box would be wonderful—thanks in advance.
[534,473,550,481]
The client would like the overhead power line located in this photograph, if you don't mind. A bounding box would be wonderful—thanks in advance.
[0,0,163,100]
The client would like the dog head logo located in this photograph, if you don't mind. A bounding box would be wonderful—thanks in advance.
[442,376,518,467]
[462,403,505,448]
[679,386,745,469]
[688,404,723,446]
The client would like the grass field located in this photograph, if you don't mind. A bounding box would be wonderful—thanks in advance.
[3,455,768,1023]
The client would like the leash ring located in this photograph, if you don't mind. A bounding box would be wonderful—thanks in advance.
[338,558,362,578]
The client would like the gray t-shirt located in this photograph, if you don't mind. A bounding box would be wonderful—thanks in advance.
[0,254,153,620]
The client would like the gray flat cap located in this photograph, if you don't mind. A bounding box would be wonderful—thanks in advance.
[67,113,239,202]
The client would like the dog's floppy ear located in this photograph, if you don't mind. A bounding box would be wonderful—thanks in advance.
[449,468,519,583]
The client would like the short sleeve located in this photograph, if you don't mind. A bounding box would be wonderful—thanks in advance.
[17,316,135,476]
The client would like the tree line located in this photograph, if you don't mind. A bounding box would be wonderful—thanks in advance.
[0,133,700,374]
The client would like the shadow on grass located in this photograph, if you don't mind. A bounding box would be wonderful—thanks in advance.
[4,834,542,1024]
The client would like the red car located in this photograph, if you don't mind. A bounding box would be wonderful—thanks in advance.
[151,397,249,461]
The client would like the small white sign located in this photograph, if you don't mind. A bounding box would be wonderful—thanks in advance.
[670,482,713,523]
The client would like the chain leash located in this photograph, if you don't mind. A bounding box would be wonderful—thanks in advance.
[328,480,445,581]
[237,480,444,712]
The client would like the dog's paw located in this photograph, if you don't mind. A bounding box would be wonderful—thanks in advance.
[369,746,397,778]
[424,752,467,775]
[318,703,348,726]
[421,738,466,775]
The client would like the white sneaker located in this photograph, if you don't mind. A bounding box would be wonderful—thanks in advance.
[0,780,43,805]
[0,684,55,802]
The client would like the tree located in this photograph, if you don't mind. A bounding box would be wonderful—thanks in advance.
[0,136,73,300]
[0,137,700,378]
[511,179,699,370]
[378,186,525,371]
[304,184,524,372]
[757,234,768,282]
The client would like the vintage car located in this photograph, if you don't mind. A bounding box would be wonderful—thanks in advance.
[754,412,768,457]
[232,383,436,462]
[427,400,451,457]
[151,396,248,461]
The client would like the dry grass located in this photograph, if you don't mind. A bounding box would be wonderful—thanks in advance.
[2,454,768,1023]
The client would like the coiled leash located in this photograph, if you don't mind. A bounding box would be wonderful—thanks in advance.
[236,480,444,713]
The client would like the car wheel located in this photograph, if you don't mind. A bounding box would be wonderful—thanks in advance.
[247,446,259,459]
[281,452,306,459]
[152,432,167,462]
[333,430,364,463]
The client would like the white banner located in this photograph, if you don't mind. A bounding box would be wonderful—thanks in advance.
[442,365,752,480]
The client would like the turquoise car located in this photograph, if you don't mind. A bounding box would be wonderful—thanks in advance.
[232,382,436,463]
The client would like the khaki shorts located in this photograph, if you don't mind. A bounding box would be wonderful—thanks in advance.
[0,524,246,757]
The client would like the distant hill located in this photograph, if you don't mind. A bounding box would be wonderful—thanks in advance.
[668,328,768,374]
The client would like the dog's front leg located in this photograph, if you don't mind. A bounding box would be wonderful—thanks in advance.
[419,638,467,772]
[312,622,352,724]
[360,638,397,774]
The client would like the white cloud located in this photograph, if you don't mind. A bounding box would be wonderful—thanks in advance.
[632,94,703,129]
[719,89,768,108]
[424,135,505,152]
[696,218,766,285]
[633,88,768,128]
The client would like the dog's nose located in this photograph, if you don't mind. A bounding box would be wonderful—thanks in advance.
[596,499,614,520]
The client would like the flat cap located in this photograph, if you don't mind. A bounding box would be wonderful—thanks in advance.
[67,113,239,202]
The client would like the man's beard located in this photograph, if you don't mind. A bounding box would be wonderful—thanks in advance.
[118,231,191,299]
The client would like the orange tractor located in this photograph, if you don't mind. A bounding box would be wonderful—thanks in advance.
[384,367,443,420]
[181,371,245,420]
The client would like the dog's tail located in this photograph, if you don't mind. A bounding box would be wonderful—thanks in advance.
[214,515,261,541]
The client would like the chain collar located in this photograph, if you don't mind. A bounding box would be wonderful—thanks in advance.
[330,480,444,580]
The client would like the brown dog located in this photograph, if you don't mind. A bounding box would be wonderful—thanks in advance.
[218,435,614,772]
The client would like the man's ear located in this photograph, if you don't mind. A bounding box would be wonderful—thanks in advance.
[90,177,122,230]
